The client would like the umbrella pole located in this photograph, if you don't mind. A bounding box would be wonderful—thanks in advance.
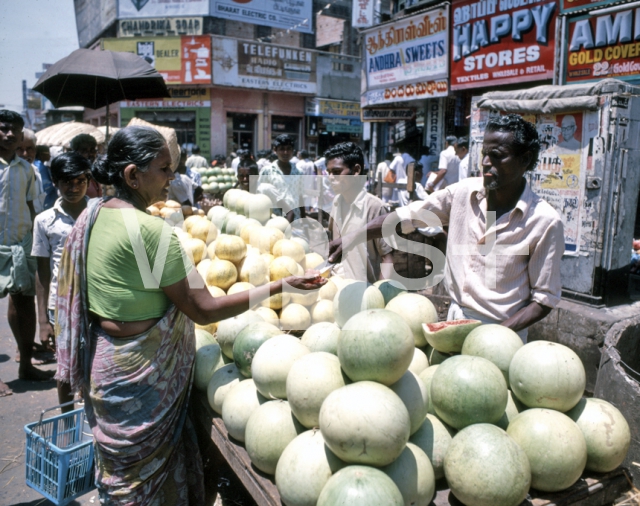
[105,101,109,142]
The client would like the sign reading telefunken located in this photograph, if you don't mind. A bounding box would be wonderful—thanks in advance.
[119,0,209,18]
[362,8,449,91]
[450,0,558,90]
[210,0,312,34]
[212,37,317,94]
[564,6,640,84]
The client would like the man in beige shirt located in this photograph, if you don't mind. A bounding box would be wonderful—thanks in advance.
[326,142,393,284]
[329,115,564,340]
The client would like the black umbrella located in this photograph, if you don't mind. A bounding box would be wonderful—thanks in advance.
[33,48,171,138]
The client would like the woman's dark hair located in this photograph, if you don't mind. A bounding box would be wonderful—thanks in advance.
[485,114,540,171]
[92,126,166,195]
[50,152,92,184]
[324,142,364,171]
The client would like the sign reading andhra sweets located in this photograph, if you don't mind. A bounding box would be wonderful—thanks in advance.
[564,6,640,84]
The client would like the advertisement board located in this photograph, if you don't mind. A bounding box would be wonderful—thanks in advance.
[361,80,448,106]
[560,0,610,14]
[103,36,211,85]
[450,0,558,90]
[118,0,209,17]
[210,0,312,33]
[212,37,316,94]
[353,0,375,28]
[118,17,203,37]
[362,7,449,91]
[361,108,416,121]
[306,98,361,118]
[564,7,640,84]
[120,88,211,107]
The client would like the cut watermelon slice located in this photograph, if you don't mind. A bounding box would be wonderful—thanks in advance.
[421,320,482,353]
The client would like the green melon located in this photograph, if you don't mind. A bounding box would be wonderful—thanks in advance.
[566,398,631,473]
[422,319,481,353]
[408,347,429,375]
[431,355,508,430]
[418,365,439,415]
[286,352,349,429]
[216,310,265,359]
[232,322,282,377]
[410,413,456,480]
[300,322,341,355]
[507,408,587,492]
[385,293,437,347]
[221,379,268,442]
[194,334,224,390]
[389,370,429,435]
[381,443,435,506]
[424,344,451,365]
[509,341,586,412]
[251,334,310,399]
[207,363,244,414]
[461,324,523,387]
[444,424,531,506]
[373,279,407,305]
[319,381,410,466]
[245,400,305,474]
[338,309,414,386]
[495,390,524,430]
[275,430,345,506]
[317,466,404,506]
[333,282,385,328]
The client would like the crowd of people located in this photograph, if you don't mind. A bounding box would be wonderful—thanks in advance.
[0,106,568,503]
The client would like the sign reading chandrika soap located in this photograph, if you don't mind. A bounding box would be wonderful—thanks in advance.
[450,0,558,90]
[212,37,317,94]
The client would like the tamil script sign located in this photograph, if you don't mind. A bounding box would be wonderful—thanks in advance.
[362,7,449,90]
[210,0,312,33]
[361,80,448,106]
[118,0,209,17]
[450,0,558,90]
[118,17,203,37]
[361,108,416,121]
[103,36,211,85]
[212,37,317,94]
[353,0,375,28]
[564,6,640,84]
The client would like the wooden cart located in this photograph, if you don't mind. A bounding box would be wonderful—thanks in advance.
[191,392,632,506]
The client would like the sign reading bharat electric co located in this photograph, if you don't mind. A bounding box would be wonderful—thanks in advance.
[210,0,312,34]
[450,0,558,90]
[212,37,316,94]
[564,6,640,84]
[362,7,449,91]
[103,36,211,85]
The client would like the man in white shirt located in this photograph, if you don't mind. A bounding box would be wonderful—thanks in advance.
[418,147,437,186]
[398,163,428,207]
[427,136,459,192]
[456,137,470,180]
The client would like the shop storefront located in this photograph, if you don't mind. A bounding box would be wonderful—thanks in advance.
[306,98,362,157]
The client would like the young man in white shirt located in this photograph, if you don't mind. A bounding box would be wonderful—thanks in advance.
[398,162,428,207]
[456,137,470,180]
[427,136,459,192]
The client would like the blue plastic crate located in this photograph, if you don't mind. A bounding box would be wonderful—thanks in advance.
[24,407,95,505]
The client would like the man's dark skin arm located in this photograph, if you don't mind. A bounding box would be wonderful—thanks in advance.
[501,301,552,332]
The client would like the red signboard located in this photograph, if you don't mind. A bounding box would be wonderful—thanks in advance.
[564,7,640,84]
[450,0,558,90]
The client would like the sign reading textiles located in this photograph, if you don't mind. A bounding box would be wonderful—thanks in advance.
[212,37,316,94]
[362,8,449,90]
[103,36,211,85]
[211,0,312,34]
[450,0,558,90]
[564,7,640,84]
[118,0,209,18]
[118,17,203,37]
[361,80,448,106]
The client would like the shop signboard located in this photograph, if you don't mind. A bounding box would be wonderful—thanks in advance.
[120,88,211,107]
[361,108,416,121]
[564,6,640,84]
[210,0,312,33]
[306,98,361,118]
[212,37,317,94]
[362,7,449,91]
[118,17,203,37]
[353,0,375,28]
[560,0,610,14]
[103,36,211,85]
[450,0,558,90]
[118,0,209,17]
[361,79,448,106]
[323,117,363,133]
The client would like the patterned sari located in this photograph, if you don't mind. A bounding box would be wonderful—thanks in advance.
[55,199,205,505]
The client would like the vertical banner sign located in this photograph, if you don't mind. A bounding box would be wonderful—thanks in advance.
[361,7,449,106]
[450,0,558,90]
[564,6,640,84]
[353,0,375,28]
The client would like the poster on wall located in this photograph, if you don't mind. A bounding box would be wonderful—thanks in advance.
[564,7,640,84]
[362,7,449,91]
[118,0,209,17]
[353,0,375,28]
[450,0,558,90]
[103,36,211,85]
[210,0,312,33]
[470,108,588,255]
[212,37,316,94]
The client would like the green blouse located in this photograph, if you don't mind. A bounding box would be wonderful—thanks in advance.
[87,207,191,321]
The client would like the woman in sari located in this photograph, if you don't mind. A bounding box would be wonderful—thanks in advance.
[54,126,325,505]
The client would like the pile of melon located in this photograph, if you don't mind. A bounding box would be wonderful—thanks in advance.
[190,166,237,194]
[195,287,632,506]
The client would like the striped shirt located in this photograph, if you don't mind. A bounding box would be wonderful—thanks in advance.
[0,155,38,246]
[396,177,564,322]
